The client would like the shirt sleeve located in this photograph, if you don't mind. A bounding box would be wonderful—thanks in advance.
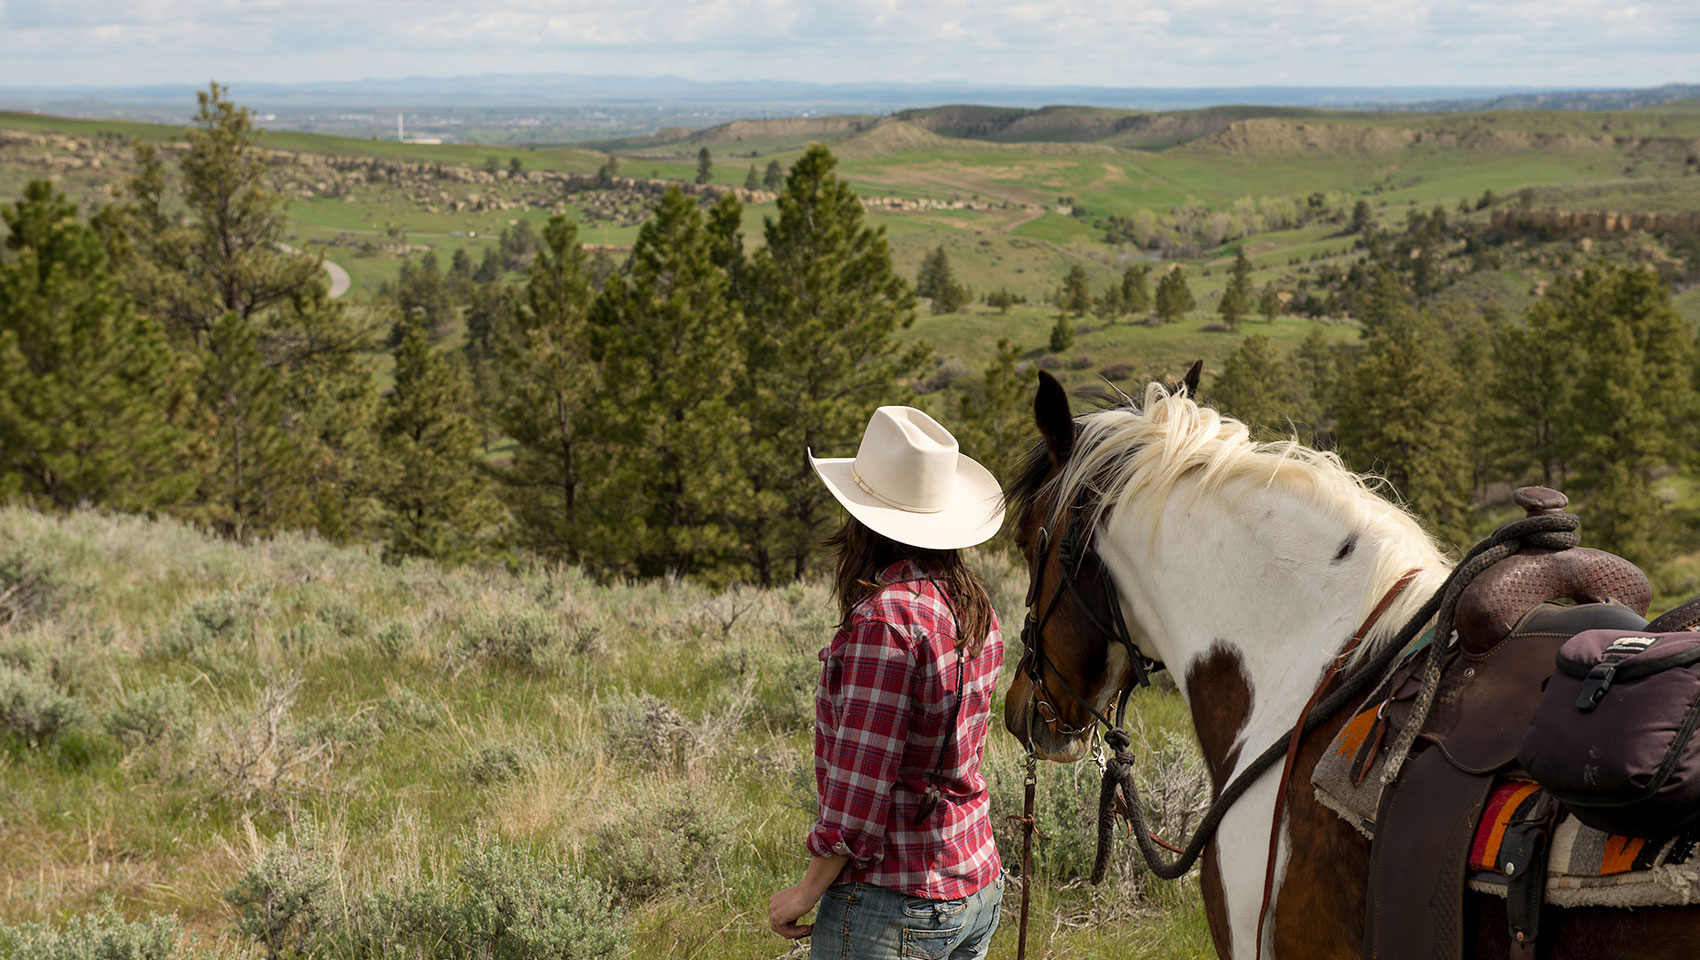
[806,616,915,867]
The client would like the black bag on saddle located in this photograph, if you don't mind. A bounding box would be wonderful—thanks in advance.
[1518,628,1700,836]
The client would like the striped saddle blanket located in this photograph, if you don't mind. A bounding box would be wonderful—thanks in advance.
[1314,703,1700,908]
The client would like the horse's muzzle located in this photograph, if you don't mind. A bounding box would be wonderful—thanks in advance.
[1003,671,1093,762]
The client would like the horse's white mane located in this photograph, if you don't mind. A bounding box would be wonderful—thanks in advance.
[1049,381,1451,660]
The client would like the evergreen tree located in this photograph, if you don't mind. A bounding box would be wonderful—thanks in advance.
[742,145,928,583]
[380,316,505,563]
[915,245,967,314]
[1048,310,1074,353]
[394,251,454,342]
[1061,264,1092,317]
[473,245,502,283]
[495,216,597,561]
[744,165,760,190]
[695,147,713,185]
[1121,263,1150,315]
[0,180,196,511]
[1545,267,1699,560]
[448,247,474,300]
[1350,199,1373,234]
[462,282,519,450]
[1210,334,1301,440]
[590,188,749,581]
[1094,284,1123,323]
[955,338,1028,484]
[508,156,523,176]
[147,82,323,344]
[197,311,306,540]
[1335,304,1474,546]
[1154,267,1195,323]
[1219,248,1254,330]
[763,158,784,190]
[1258,283,1283,323]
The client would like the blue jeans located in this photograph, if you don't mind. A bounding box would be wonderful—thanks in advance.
[810,873,1003,960]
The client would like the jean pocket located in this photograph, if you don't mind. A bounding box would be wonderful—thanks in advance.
[902,896,967,922]
[900,926,960,960]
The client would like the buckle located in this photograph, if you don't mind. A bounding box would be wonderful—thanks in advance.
[1575,663,1618,712]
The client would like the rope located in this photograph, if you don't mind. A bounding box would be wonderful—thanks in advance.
[1088,511,1580,884]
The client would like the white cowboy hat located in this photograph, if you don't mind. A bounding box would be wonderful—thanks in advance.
[810,406,1005,551]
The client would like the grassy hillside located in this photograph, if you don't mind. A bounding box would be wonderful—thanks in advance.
[0,508,1212,959]
[4,99,1699,388]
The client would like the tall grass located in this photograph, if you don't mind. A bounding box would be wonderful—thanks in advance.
[0,507,1213,959]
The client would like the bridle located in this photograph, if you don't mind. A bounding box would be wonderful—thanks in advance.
[1018,487,1162,747]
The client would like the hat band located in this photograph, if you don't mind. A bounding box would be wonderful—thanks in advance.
[852,470,947,514]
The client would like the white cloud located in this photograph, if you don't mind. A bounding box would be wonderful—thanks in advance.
[0,0,1695,88]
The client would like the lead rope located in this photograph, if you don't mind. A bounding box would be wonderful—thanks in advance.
[1015,753,1039,960]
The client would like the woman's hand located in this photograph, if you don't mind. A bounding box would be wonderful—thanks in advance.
[768,882,821,939]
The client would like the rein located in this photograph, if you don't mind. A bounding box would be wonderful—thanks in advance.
[1013,487,1584,959]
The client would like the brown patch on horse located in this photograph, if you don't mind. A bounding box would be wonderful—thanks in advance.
[1183,643,1254,794]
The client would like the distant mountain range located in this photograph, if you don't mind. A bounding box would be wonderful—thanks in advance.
[2,75,1694,145]
[7,74,1688,112]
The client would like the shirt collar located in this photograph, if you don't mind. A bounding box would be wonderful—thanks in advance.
[876,558,941,586]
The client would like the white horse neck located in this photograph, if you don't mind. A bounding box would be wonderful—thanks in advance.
[1095,471,1449,960]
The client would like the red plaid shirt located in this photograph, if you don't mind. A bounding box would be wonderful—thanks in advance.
[807,559,1004,899]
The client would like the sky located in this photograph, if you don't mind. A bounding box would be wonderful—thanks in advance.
[1,0,1697,90]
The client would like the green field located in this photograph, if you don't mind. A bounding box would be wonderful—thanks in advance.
[0,508,1215,960]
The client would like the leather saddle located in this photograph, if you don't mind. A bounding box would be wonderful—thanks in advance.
[1363,487,1658,960]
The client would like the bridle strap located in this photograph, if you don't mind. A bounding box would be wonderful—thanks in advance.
[1251,568,1421,959]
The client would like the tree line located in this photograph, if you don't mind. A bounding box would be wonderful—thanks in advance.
[0,85,930,586]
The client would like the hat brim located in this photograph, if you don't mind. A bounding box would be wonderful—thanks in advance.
[809,451,1006,551]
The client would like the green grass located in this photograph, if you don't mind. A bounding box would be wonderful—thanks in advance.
[0,508,1216,959]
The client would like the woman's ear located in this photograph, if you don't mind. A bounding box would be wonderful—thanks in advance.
[1035,371,1074,466]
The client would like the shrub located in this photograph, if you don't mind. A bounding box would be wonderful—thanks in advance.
[153,588,267,660]
[0,664,90,748]
[227,827,626,960]
[0,547,72,629]
[1034,354,1063,371]
[0,904,208,960]
[104,680,194,750]
[377,684,443,730]
[600,692,693,766]
[453,608,560,671]
[589,792,732,905]
[461,741,537,786]
[373,619,415,659]
[1068,354,1094,370]
[1100,363,1136,381]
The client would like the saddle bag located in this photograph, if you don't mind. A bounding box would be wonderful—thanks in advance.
[1517,628,1700,836]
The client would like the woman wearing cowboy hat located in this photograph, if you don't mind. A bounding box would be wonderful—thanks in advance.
[768,406,1006,960]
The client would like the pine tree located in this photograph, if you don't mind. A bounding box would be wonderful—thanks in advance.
[695,147,713,185]
[1258,283,1283,323]
[742,145,929,583]
[1219,248,1254,330]
[495,216,597,561]
[379,316,505,562]
[1210,334,1301,440]
[955,339,1028,484]
[1335,304,1474,547]
[744,165,760,190]
[1121,263,1150,315]
[763,158,784,190]
[394,251,454,342]
[1094,284,1123,323]
[590,188,749,581]
[1545,267,1699,560]
[1061,264,1092,317]
[197,311,307,540]
[1048,310,1074,353]
[0,180,196,511]
[1154,268,1195,323]
[915,245,966,314]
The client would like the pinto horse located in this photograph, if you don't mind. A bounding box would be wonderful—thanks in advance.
[1002,369,1700,959]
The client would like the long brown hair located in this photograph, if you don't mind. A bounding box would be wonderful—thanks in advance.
[824,516,996,657]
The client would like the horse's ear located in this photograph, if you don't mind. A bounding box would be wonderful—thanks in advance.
[1035,370,1075,465]
[1180,359,1203,399]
